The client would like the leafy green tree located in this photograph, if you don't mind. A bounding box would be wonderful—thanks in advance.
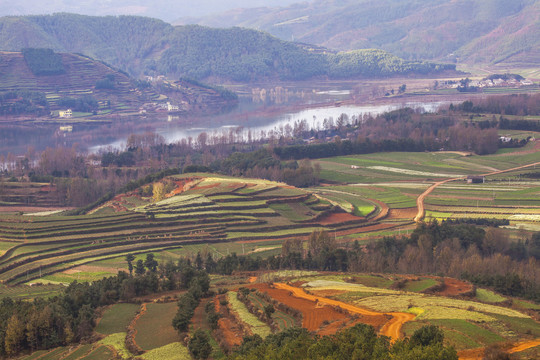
[126,253,135,275]
[189,329,212,359]
[409,325,444,347]
[144,253,158,272]
[135,259,146,276]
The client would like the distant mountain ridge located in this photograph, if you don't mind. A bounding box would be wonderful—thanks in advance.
[177,0,540,66]
[0,13,454,82]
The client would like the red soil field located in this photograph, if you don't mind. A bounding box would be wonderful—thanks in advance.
[271,283,413,341]
[214,296,245,349]
[435,277,474,297]
[318,212,364,225]
[249,283,387,336]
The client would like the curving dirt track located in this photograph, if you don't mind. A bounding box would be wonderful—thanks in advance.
[274,283,414,341]
[507,339,540,354]
[458,338,540,360]
[414,161,540,223]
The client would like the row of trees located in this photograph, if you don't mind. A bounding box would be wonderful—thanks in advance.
[0,253,210,357]
[229,324,457,360]
[198,223,540,301]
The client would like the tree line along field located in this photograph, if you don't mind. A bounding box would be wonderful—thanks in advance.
[0,174,379,286]
[17,270,539,360]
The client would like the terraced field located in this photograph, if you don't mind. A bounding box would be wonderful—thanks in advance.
[248,271,540,356]
[0,175,369,285]
[316,148,540,231]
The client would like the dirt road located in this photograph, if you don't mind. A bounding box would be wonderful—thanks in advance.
[414,161,540,222]
[274,283,414,340]
[458,338,540,359]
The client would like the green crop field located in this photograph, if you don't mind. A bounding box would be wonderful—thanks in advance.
[228,291,272,338]
[403,278,439,292]
[96,303,140,335]
[135,302,180,351]
[140,342,191,360]
[99,333,132,359]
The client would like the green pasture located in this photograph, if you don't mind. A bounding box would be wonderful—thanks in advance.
[96,303,140,335]
[403,278,439,292]
[99,333,132,359]
[135,302,180,351]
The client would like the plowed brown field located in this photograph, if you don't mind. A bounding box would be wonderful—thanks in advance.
[272,283,414,341]
[250,283,389,336]
[435,277,474,297]
[318,212,364,225]
[387,207,418,220]
[214,296,245,349]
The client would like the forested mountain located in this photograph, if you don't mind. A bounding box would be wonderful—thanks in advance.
[0,14,453,82]
[0,0,300,21]
[178,0,540,66]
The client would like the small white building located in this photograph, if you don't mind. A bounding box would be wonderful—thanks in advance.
[167,102,179,112]
[59,109,72,118]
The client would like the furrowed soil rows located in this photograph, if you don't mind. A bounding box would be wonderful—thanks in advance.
[250,283,387,336]
[214,296,246,350]
[272,283,413,340]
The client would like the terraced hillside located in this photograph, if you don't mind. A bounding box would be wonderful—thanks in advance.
[0,175,368,285]
[0,51,151,116]
[0,51,235,119]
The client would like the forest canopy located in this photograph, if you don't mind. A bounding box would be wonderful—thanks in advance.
[0,15,454,81]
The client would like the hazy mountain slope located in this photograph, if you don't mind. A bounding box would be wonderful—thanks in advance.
[0,14,453,82]
[456,1,540,66]
[0,1,301,22]
[178,0,539,65]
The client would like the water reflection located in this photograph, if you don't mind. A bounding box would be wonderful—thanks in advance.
[0,82,449,156]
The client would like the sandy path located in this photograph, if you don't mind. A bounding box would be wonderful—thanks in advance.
[274,283,414,341]
[507,339,540,354]
[458,338,540,360]
[414,161,540,222]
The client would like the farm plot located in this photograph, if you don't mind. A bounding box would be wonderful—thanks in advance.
[134,302,180,351]
[249,283,384,336]
[243,290,298,331]
[96,303,140,335]
[227,291,272,338]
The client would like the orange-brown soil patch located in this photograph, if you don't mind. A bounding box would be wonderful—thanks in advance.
[248,276,257,283]
[435,277,474,297]
[214,296,246,350]
[458,338,540,360]
[369,199,389,221]
[318,212,364,225]
[387,207,417,220]
[271,283,412,341]
[250,283,386,336]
